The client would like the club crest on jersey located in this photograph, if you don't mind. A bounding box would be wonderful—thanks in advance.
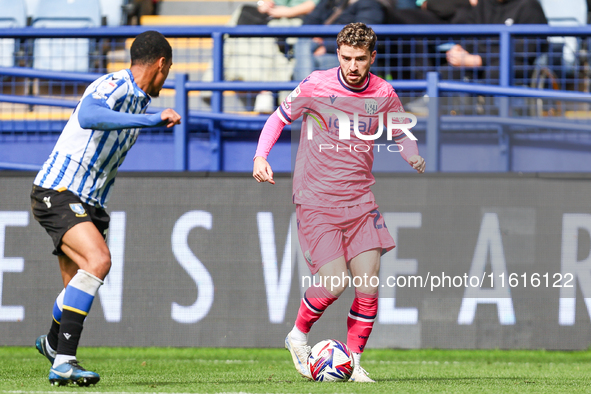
[364,99,378,115]
[69,203,87,217]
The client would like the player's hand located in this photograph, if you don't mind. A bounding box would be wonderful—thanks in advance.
[408,155,426,173]
[161,108,181,128]
[253,156,275,184]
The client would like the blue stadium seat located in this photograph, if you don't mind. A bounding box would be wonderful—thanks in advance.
[100,0,125,26]
[31,0,102,72]
[0,0,27,67]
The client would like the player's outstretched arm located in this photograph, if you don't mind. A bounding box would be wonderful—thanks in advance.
[78,95,181,131]
[253,156,275,184]
[252,111,288,185]
[397,136,426,173]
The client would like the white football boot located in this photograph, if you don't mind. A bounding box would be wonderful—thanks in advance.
[349,365,376,383]
[284,333,312,379]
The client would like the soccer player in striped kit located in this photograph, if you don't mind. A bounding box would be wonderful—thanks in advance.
[31,30,180,386]
[253,23,426,382]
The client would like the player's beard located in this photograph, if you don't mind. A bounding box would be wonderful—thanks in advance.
[344,68,368,86]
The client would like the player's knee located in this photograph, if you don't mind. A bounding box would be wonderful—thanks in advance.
[320,271,349,297]
[328,283,347,298]
[88,250,111,279]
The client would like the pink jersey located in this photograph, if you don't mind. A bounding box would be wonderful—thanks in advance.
[261,67,410,207]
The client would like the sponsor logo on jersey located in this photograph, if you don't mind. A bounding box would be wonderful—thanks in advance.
[94,79,118,99]
[69,203,87,217]
[306,107,417,141]
[303,107,328,133]
[282,97,291,110]
[283,87,301,111]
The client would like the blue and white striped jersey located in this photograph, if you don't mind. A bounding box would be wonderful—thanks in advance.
[34,69,152,208]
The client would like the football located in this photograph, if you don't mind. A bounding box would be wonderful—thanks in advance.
[308,339,354,382]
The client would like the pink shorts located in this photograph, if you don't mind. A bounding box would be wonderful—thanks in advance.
[296,202,396,275]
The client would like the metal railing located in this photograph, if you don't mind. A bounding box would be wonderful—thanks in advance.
[1,25,591,172]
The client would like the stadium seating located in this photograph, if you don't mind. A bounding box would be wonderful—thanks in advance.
[0,0,27,67]
[147,0,233,25]
[31,0,102,72]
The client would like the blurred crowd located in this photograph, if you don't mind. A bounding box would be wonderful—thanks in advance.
[133,0,572,112]
[287,0,548,80]
[223,0,553,111]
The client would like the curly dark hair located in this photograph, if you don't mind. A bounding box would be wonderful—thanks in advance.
[130,30,172,66]
[336,23,377,53]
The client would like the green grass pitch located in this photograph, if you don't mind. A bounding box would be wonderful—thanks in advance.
[1,347,590,393]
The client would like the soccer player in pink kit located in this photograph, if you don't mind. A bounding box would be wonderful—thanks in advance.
[253,23,425,382]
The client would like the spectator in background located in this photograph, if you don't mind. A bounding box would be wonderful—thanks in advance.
[397,0,418,9]
[257,0,317,20]
[201,0,322,113]
[292,0,392,80]
[423,0,474,22]
[376,0,472,85]
[235,0,317,24]
[231,0,322,112]
[389,0,473,24]
[125,0,161,25]
[445,0,548,81]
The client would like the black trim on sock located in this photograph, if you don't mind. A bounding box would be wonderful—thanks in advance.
[47,319,60,351]
[56,309,86,357]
